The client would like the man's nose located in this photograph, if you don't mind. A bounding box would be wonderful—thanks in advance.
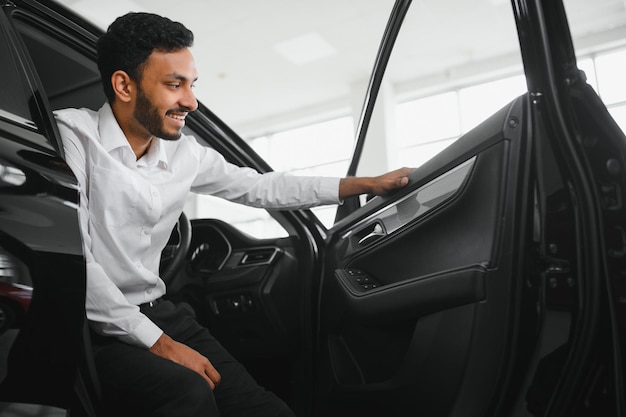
[181,87,198,112]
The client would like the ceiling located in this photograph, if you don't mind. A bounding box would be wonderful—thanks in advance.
[53,0,626,137]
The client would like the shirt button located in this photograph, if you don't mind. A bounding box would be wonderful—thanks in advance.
[143,227,150,235]
[146,288,153,294]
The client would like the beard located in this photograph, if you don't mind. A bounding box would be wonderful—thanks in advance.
[134,88,183,141]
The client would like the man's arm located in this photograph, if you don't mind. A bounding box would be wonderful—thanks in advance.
[339,167,413,200]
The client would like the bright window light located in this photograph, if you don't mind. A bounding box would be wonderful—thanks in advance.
[191,195,289,238]
[395,92,460,147]
[609,104,626,134]
[595,49,626,105]
[577,57,598,92]
[249,117,354,174]
[459,75,526,132]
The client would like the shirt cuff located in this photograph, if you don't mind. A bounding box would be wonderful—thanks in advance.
[120,316,163,349]
[318,177,342,204]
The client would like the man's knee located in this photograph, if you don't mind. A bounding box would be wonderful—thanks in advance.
[165,370,218,416]
[103,363,218,417]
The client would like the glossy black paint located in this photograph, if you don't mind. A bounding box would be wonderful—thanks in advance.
[514,0,624,415]
[0,126,85,408]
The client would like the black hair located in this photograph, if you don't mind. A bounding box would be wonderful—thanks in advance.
[96,12,194,102]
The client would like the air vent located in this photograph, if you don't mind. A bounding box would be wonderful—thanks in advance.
[240,248,279,266]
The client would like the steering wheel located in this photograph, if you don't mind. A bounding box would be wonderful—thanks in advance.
[159,211,192,286]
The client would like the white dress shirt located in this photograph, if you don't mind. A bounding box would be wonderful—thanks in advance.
[54,103,340,349]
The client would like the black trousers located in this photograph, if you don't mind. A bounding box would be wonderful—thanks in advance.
[90,300,294,417]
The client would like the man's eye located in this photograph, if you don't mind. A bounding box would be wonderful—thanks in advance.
[168,83,180,89]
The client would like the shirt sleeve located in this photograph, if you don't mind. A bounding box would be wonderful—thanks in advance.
[188,138,341,209]
[55,110,163,349]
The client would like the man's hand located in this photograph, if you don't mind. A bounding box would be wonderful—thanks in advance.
[149,333,221,389]
[339,167,414,200]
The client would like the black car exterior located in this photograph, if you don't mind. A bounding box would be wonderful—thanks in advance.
[0,0,624,416]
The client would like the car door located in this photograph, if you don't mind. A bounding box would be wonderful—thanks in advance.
[513,1,624,416]
[314,1,623,416]
[0,0,91,413]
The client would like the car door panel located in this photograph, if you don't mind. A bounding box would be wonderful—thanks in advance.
[331,266,486,324]
[336,142,504,278]
[317,95,532,416]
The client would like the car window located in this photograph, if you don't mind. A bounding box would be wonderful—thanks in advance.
[0,16,39,133]
[11,17,102,112]
[2,10,98,155]
[358,2,525,176]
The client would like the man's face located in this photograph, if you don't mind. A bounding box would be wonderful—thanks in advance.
[133,48,199,141]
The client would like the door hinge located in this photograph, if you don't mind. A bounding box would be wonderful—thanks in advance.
[543,255,575,309]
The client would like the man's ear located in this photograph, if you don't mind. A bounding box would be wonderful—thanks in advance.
[111,70,134,103]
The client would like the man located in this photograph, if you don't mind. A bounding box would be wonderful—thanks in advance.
[55,12,412,417]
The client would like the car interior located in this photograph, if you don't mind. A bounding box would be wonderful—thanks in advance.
[4,1,622,416]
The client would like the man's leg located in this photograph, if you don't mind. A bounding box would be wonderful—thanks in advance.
[148,301,295,417]
[186,326,294,417]
[92,336,218,417]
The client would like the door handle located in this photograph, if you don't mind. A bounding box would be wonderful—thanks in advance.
[358,223,386,245]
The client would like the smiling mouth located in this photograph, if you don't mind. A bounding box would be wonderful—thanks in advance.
[167,112,187,126]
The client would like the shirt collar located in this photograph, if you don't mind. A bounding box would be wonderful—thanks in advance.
[98,102,169,169]
[139,137,169,169]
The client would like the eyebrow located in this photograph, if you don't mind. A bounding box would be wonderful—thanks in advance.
[167,73,199,83]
